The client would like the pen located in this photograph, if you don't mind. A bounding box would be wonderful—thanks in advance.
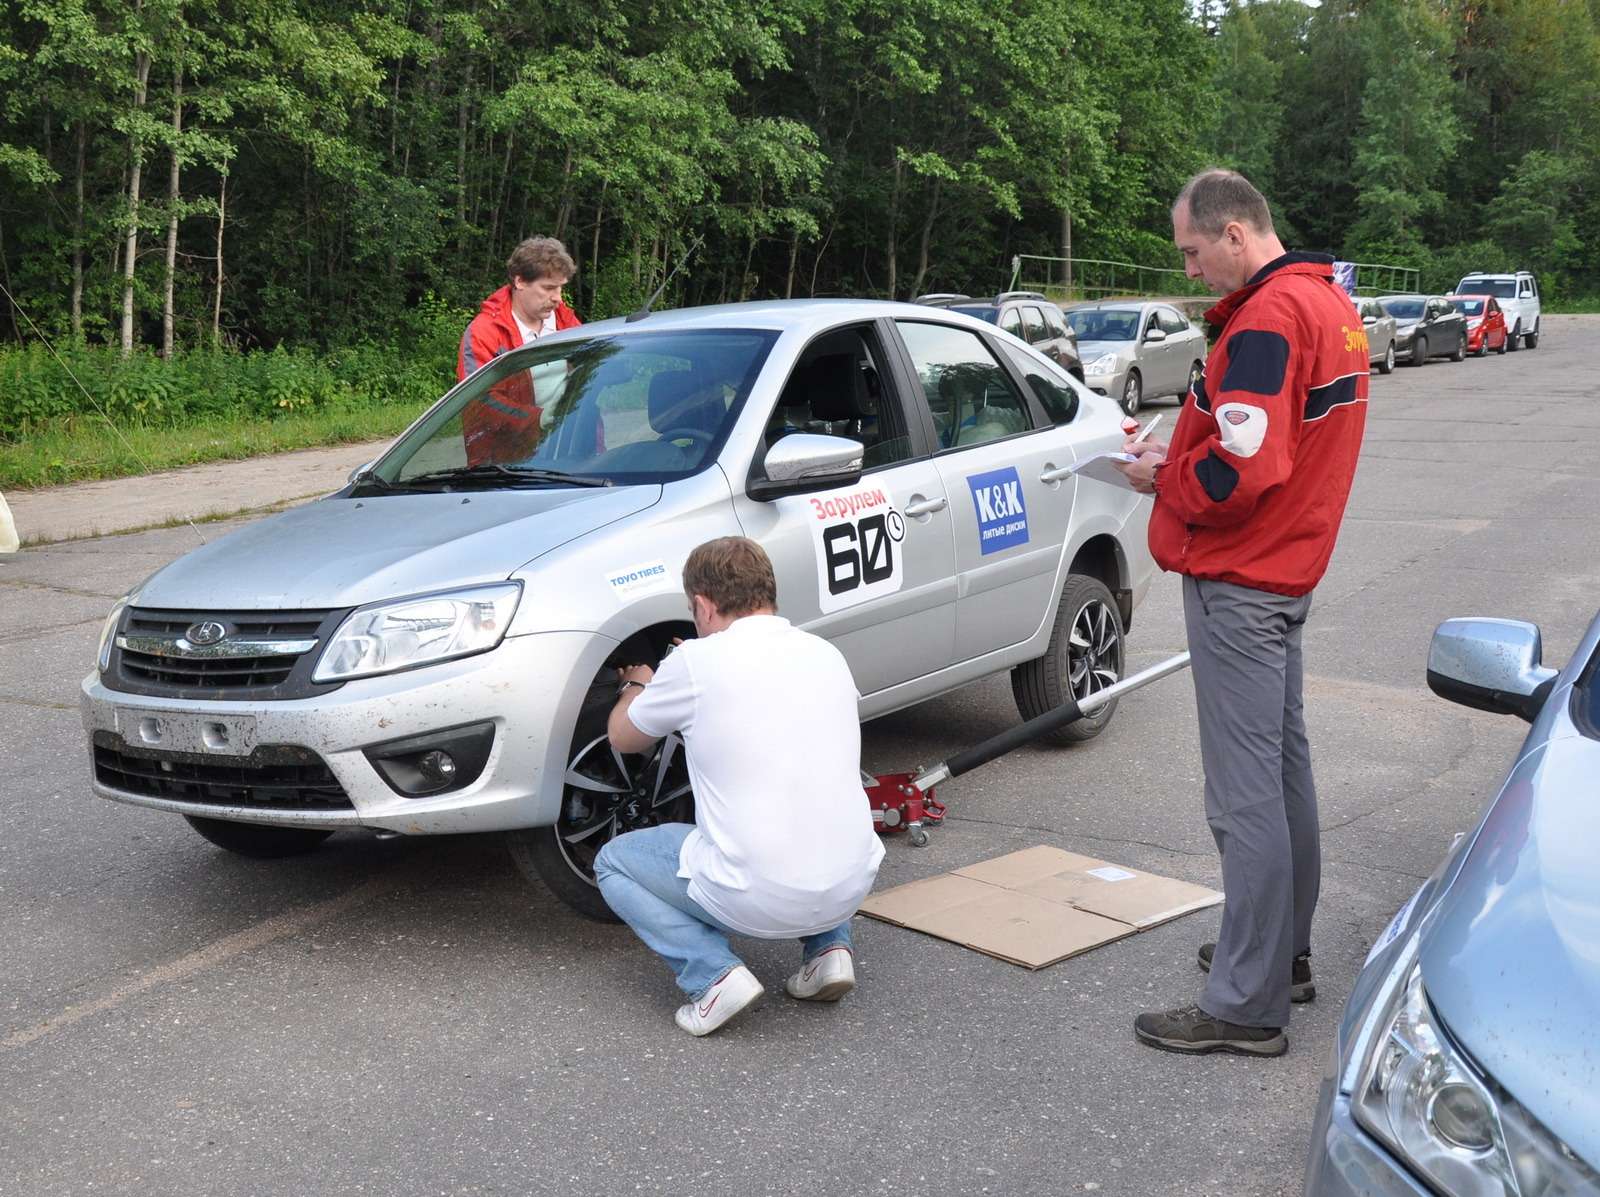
[1131,414,1163,446]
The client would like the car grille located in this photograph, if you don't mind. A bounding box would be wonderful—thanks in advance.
[93,735,354,811]
[108,607,349,700]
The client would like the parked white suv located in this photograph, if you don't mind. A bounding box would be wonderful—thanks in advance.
[1454,271,1541,350]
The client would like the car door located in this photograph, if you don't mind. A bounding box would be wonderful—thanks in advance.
[1158,306,1199,391]
[1138,306,1177,395]
[732,320,958,696]
[891,318,1072,663]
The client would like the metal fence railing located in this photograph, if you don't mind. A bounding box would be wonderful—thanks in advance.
[1343,261,1421,296]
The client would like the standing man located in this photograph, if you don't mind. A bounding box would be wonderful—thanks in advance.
[595,537,885,1038]
[456,236,581,465]
[1116,169,1367,1057]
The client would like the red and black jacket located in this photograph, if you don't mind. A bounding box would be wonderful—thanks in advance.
[455,285,582,465]
[1149,253,1368,597]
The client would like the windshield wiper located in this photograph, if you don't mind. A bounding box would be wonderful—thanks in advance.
[397,464,613,489]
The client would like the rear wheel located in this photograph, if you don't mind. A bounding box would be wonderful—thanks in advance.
[505,670,694,921]
[185,815,334,859]
[1409,335,1427,366]
[1378,342,1395,375]
[1121,370,1143,416]
[1010,574,1125,746]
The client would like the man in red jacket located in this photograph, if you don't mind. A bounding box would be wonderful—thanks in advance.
[1117,169,1367,1057]
[456,236,582,465]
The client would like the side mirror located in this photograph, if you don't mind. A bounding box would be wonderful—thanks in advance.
[1426,618,1560,723]
[746,433,864,502]
[1143,327,1167,343]
[1362,315,1377,325]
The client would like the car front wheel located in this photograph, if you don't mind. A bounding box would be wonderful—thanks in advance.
[1525,324,1539,349]
[1508,321,1521,351]
[184,815,334,858]
[1496,329,1508,354]
[1121,370,1142,416]
[1409,335,1427,366]
[505,669,694,921]
[1010,574,1125,745]
[1378,342,1395,374]
[1451,333,1466,362]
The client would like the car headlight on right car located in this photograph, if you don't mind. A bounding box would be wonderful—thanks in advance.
[312,583,522,683]
[1084,352,1121,375]
[1350,937,1599,1196]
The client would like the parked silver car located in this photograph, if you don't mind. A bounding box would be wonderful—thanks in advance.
[1062,301,1208,416]
[1304,609,1600,1195]
[1354,296,1398,375]
[81,300,1156,918]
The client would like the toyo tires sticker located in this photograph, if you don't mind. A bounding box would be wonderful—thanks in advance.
[807,484,906,613]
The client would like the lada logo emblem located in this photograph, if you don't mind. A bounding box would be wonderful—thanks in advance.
[185,620,228,646]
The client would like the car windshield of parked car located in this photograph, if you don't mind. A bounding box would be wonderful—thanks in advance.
[1380,298,1426,320]
[364,329,778,491]
[948,305,1000,325]
[1064,309,1139,341]
[1454,298,1486,316]
[1465,279,1518,298]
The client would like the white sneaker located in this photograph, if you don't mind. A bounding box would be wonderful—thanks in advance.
[674,965,764,1037]
[785,946,856,1002]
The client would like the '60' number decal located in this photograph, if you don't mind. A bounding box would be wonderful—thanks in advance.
[807,487,907,613]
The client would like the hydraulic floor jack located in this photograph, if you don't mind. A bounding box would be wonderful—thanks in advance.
[865,652,1193,846]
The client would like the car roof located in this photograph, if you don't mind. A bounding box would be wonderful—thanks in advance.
[575,298,991,338]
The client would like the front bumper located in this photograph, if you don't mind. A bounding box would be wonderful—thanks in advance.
[1084,367,1126,400]
[80,630,609,834]
[1303,1058,1432,1197]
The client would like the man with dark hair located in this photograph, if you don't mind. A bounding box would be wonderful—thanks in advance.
[1116,168,1367,1057]
[456,236,582,465]
[595,537,884,1037]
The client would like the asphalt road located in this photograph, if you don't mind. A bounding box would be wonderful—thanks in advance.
[4,317,1598,1196]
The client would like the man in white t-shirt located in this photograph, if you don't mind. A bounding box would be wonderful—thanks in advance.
[594,536,885,1037]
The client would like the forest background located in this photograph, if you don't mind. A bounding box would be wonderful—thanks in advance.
[1,0,1595,484]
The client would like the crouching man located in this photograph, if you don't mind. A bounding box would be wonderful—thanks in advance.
[595,536,885,1037]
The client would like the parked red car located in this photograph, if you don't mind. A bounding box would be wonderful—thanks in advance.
[1444,294,1509,356]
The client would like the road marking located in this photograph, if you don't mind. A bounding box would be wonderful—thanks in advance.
[2,875,397,1052]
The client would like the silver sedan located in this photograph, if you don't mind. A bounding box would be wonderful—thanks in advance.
[81,300,1156,919]
[1063,301,1209,416]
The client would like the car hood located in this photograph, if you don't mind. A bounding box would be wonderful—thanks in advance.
[1076,340,1134,363]
[1420,727,1600,1166]
[136,485,662,610]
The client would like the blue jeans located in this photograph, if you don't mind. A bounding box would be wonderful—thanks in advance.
[594,823,854,999]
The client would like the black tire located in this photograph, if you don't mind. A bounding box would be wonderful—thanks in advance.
[1525,325,1539,349]
[1186,360,1204,400]
[1121,370,1142,416]
[1474,336,1487,357]
[1507,322,1521,351]
[1010,574,1126,746]
[1377,342,1395,375]
[1451,333,1466,362]
[184,815,334,859]
[1408,335,1427,366]
[1496,330,1508,355]
[505,670,694,921]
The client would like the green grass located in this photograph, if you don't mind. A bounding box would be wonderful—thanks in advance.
[0,404,422,490]
[1543,298,1600,314]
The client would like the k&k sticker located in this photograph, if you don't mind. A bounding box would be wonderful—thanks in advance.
[965,466,1030,555]
[806,485,906,613]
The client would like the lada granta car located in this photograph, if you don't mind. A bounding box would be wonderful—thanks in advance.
[81,300,1156,919]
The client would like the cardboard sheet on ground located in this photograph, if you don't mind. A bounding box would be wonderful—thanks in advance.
[859,845,1223,969]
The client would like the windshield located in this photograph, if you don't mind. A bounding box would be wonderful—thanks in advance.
[1064,309,1139,341]
[1453,298,1485,316]
[368,329,777,489]
[948,305,1000,325]
[1462,278,1517,299]
[1380,298,1425,320]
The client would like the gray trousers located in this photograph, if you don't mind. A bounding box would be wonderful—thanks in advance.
[1183,575,1319,1029]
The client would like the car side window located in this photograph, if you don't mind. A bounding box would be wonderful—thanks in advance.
[1041,305,1069,340]
[896,321,1034,450]
[1158,307,1189,335]
[1021,305,1047,344]
[766,327,914,470]
[998,343,1079,427]
[1144,311,1162,338]
[1520,279,1533,297]
[999,307,1023,338]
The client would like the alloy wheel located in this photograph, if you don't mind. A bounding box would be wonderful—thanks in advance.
[1066,598,1122,703]
[555,730,693,884]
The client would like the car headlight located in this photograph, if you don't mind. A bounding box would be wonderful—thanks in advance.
[312,583,522,683]
[1085,352,1120,374]
[97,597,130,673]
[1350,942,1599,1196]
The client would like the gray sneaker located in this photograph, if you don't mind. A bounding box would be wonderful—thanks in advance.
[1198,942,1315,1003]
[1133,1004,1287,1057]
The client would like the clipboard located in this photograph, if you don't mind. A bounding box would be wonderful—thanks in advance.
[1067,450,1141,489]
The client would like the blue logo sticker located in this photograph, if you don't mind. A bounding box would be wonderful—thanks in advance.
[966,466,1029,555]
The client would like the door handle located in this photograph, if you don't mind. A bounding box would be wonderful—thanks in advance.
[904,496,947,517]
[1039,465,1073,484]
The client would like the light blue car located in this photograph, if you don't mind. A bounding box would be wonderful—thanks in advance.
[1304,611,1600,1195]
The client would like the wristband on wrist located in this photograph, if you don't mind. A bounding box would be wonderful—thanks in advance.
[617,679,646,697]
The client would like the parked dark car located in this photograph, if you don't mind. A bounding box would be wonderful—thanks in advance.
[915,291,1083,381]
[1304,607,1600,1195]
[1377,294,1468,366]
